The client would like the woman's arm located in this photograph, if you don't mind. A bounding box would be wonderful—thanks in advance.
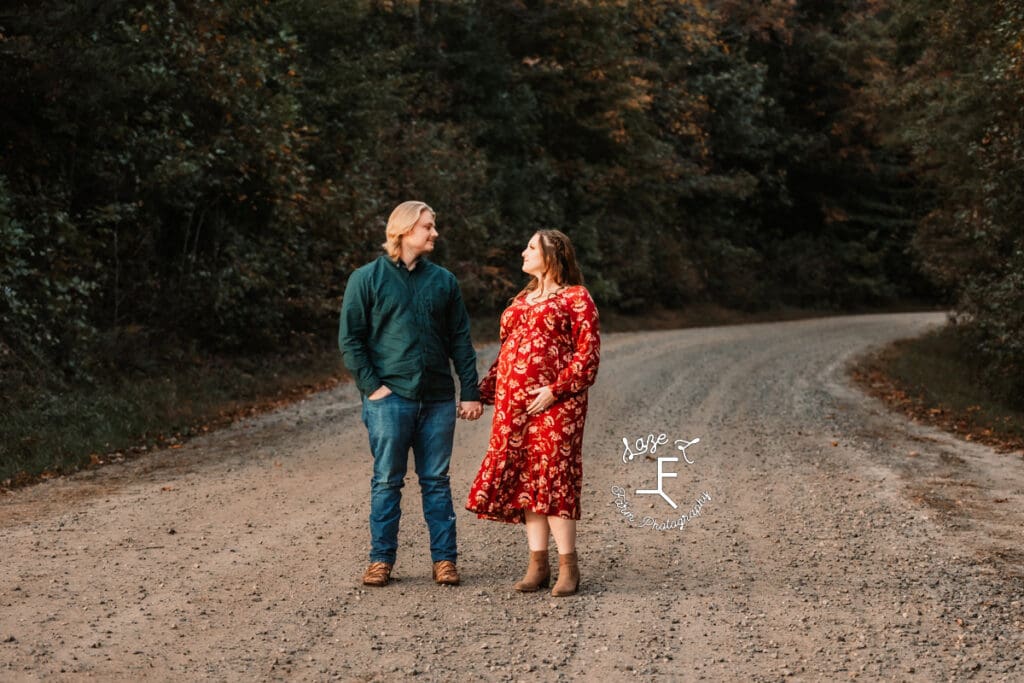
[478,353,499,405]
[549,287,601,399]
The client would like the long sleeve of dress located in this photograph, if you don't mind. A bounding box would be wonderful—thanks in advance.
[549,288,600,399]
[478,354,499,405]
[479,303,514,405]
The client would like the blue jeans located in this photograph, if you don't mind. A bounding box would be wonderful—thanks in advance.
[361,393,458,565]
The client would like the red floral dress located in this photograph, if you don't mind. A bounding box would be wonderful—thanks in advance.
[466,285,600,523]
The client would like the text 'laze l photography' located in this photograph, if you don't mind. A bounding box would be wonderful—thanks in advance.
[609,431,713,532]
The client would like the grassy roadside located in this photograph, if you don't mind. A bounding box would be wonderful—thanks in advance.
[0,350,349,489]
[850,324,1024,455]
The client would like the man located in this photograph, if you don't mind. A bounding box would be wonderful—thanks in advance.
[339,200,483,587]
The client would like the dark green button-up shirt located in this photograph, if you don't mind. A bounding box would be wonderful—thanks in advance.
[338,255,480,402]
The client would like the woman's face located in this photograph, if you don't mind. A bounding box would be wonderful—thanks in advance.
[521,233,546,278]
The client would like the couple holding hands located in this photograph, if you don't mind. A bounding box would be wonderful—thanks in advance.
[339,201,600,597]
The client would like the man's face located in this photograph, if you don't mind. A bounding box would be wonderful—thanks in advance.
[403,210,438,260]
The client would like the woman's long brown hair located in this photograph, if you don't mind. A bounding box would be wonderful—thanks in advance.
[515,229,584,301]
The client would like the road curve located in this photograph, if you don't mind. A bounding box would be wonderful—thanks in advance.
[2,312,1022,680]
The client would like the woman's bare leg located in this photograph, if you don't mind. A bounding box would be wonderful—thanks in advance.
[524,509,550,551]
[547,517,576,553]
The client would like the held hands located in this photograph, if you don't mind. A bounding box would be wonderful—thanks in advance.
[459,401,483,421]
[526,386,555,416]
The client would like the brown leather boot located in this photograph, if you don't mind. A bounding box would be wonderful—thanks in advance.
[362,562,392,587]
[551,551,579,597]
[513,550,550,592]
[432,560,460,586]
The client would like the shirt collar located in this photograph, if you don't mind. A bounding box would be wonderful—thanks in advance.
[392,255,422,271]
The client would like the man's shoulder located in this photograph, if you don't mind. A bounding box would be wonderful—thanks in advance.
[350,255,390,279]
[343,257,390,300]
[358,254,391,271]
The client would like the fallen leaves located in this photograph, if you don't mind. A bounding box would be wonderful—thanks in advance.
[849,366,1024,456]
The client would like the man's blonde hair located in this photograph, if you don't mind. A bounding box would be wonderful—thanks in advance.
[383,201,435,260]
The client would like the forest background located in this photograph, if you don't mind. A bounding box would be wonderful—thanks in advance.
[1,0,1022,481]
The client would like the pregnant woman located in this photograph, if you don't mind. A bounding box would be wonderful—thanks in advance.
[466,229,600,597]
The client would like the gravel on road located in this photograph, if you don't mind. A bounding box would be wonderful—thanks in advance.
[2,312,1022,681]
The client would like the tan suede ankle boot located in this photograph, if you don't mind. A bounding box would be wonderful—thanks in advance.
[551,551,579,597]
[513,549,550,592]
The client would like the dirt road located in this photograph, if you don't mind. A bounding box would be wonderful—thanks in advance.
[2,312,1022,681]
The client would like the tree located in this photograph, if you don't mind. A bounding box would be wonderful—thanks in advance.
[713,0,924,308]
[887,0,1024,402]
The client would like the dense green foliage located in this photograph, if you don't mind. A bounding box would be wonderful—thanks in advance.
[884,0,1024,404]
[2,0,1017,423]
